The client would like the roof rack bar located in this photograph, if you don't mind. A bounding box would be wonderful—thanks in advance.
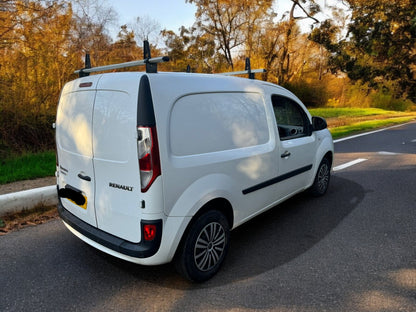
[218,57,265,79]
[75,40,169,77]
[218,68,266,76]
[75,56,169,76]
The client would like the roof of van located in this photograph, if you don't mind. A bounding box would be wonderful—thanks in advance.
[65,71,299,104]
[147,71,297,99]
[147,71,289,91]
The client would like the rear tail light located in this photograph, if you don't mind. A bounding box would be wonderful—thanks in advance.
[137,126,161,192]
[143,224,157,241]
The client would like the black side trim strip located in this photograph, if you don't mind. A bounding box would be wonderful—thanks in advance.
[57,195,162,258]
[242,164,313,195]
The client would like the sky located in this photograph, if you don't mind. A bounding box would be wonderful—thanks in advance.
[109,0,346,39]
[112,0,197,33]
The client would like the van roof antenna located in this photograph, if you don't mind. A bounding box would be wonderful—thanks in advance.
[186,65,191,73]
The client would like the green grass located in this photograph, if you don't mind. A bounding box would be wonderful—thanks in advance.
[308,107,396,119]
[0,150,56,184]
[309,107,416,139]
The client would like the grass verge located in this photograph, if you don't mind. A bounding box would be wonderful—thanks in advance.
[0,150,55,184]
[329,117,416,139]
[309,108,416,140]
[308,107,397,118]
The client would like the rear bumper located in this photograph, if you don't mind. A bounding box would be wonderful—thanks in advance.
[57,198,162,258]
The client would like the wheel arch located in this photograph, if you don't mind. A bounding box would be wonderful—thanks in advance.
[323,150,333,167]
[192,197,234,229]
[313,133,334,176]
[173,197,234,260]
[307,140,334,191]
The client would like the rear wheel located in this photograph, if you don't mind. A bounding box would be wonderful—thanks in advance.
[309,157,331,197]
[175,210,230,282]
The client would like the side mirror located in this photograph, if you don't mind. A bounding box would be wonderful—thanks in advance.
[312,116,327,131]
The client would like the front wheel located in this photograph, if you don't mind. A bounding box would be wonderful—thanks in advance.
[309,157,331,197]
[175,210,230,282]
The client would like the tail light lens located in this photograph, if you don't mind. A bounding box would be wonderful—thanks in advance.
[137,126,161,192]
[143,224,157,241]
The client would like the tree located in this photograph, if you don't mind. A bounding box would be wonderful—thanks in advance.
[187,0,273,70]
[70,0,116,65]
[276,0,321,84]
[106,25,142,65]
[0,0,78,151]
[162,26,219,73]
[130,15,161,46]
[1,0,156,155]
[313,0,416,101]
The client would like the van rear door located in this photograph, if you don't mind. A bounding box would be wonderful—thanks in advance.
[56,78,99,227]
[92,73,145,243]
[58,73,159,243]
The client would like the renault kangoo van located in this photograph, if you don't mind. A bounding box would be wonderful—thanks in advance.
[56,53,333,282]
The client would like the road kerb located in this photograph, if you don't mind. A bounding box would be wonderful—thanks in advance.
[0,185,57,217]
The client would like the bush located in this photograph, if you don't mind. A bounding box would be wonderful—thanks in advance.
[0,109,55,157]
[371,91,415,111]
[283,79,329,108]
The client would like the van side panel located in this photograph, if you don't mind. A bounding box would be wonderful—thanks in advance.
[148,74,282,225]
[170,92,269,156]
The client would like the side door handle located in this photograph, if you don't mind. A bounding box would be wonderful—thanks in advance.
[78,173,91,181]
[281,151,291,158]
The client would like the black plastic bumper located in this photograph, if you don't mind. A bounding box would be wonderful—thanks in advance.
[57,197,162,258]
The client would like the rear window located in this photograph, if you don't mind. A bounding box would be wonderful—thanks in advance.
[170,92,269,156]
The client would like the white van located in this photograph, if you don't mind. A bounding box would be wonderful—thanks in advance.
[55,55,333,282]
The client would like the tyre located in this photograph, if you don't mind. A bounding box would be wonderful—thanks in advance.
[309,157,331,197]
[175,210,230,282]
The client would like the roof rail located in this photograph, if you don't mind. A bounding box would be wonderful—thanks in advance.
[218,58,266,79]
[75,40,170,77]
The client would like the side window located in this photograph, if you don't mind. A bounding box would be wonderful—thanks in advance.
[271,95,310,140]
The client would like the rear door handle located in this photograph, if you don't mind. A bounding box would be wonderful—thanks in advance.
[281,151,291,158]
[78,173,91,181]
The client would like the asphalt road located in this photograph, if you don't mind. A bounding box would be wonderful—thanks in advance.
[1,122,416,312]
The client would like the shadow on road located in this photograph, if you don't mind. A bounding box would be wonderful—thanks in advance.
[214,174,365,285]
[98,174,366,289]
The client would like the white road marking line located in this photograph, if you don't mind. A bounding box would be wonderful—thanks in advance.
[377,151,399,155]
[411,139,416,143]
[333,158,368,172]
[333,122,414,143]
